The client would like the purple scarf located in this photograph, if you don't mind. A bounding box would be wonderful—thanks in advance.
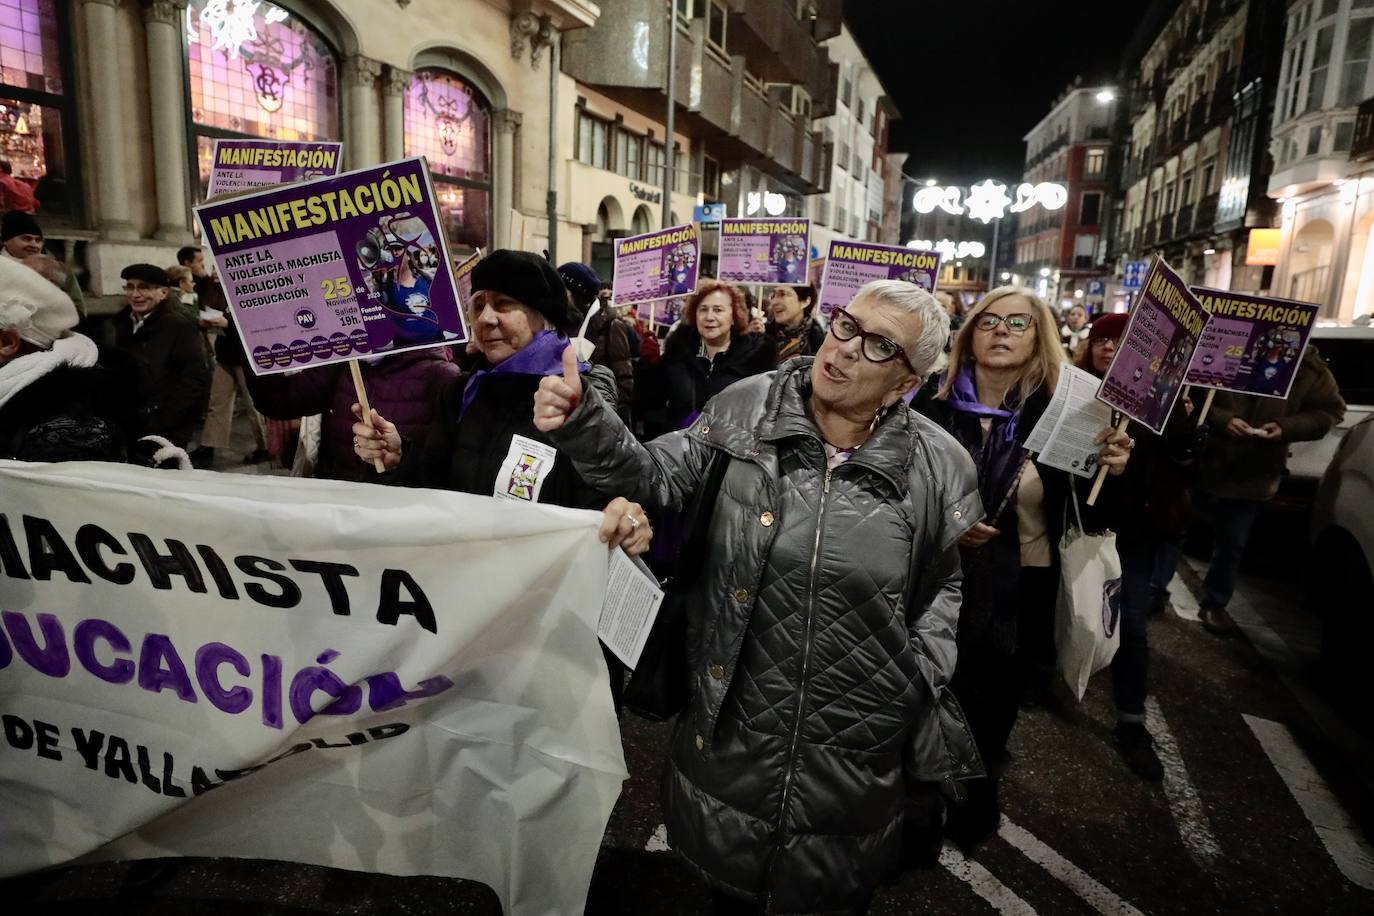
[944,365,1020,443]
[459,330,586,418]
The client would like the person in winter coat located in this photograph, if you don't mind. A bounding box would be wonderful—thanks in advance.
[247,348,460,483]
[654,280,776,434]
[351,250,652,708]
[911,287,1133,848]
[113,264,212,450]
[0,256,137,460]
[532,279,984,915]
[559,261,634,412]
[766,284,826,362]
[1075,312,1202,781]
[2,210,85,320]
[1060,303,1091,359]
[1192,346,1344,637]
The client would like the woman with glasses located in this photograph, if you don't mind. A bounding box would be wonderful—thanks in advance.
[530,280,983,914]
[910,287,1133,849]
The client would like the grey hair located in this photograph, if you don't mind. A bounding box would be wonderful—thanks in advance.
[851,279,950,375]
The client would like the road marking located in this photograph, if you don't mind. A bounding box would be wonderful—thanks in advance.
[1000,816,1147,916]
[939,843,1039,915]
[1244,714,1374,891]
[1146,696,1222,868]
[645,823,671,853]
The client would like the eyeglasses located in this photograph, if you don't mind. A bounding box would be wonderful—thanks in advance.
[974,312,1034,334]
[123,283,163,295]
[1090,337,1118,348]
[829,308,918,373]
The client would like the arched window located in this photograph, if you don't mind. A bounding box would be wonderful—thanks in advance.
[404,69,491,252]
[185,0,339,198]
[0,0,75,216]
[631,205,653,235]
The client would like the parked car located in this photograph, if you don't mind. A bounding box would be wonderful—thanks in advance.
[1308,412,1374,732]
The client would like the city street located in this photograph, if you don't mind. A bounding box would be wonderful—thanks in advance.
[7,547,1374,915]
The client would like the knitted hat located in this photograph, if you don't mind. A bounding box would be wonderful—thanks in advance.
[557,261,602,309]
[1090,312,1129,341]
[0,256,79,349]
[120,263,171,287]
[471,250,571,331]
[1,210,42,242]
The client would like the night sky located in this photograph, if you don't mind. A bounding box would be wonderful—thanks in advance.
[846,0,1151,184]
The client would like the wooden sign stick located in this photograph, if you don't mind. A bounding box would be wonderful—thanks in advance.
[1195,388,1217,427]
[1087,415,1130,506]
[349,359,386,474]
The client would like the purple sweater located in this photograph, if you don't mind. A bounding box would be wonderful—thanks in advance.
[246,349,461,482]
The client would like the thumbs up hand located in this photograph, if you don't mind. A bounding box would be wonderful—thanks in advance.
[533,344,584,433]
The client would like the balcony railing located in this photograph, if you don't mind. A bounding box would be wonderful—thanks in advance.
[1195,192,1219,231]
[1158,213,1175,240]
[1175,203,1194,236]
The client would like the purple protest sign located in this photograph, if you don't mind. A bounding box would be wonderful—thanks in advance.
[194,157,468,376]
[817,240,941,319]
[612,224,699,305]
[207,139,345,198]
[1183,288,1319,400]
[1098,257,1209,434]
[635,297,685,327]
[717,218,811,285]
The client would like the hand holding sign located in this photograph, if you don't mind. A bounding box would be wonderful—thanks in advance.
[351,403,402,470]
[1094,426,1134,475]
[533,345,583,433]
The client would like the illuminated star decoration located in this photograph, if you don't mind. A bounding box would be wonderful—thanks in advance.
[964,180,1013,224]
[200,0,288,58]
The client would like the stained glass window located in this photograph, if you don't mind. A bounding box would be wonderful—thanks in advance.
[0,0,71,216]
[405,70,490,183]
[405,69,491,252]
[186,0,338,195]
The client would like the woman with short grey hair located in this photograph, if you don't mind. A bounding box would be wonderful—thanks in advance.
[531,279,984,913]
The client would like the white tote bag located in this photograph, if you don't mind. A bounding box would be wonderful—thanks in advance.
[1055,485,1123,700]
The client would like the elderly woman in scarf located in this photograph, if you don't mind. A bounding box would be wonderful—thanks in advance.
[910,286,1133,849]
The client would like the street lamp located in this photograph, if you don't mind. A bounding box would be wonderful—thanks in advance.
[1095,88,1116,104]
[1000,271,1011,281]
[1039,267,1051,278]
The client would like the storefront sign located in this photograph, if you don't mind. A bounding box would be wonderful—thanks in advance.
[1097,256,1209,435]
[1184,288,1319,399]
[207,139,344,198]
[1244,228,1282,266]
[611,223,699,305]
[817,240,941,319]
[194,157,468,375]
[717,218,811,284]
[629,183,662,204]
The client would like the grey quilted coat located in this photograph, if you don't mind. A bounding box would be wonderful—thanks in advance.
[553,358,984,914]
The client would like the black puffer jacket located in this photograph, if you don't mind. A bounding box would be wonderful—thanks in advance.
[660,326,776,429]
[552,359,983,913]
[0,348,143,462]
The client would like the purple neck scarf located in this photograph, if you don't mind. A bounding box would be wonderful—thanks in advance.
[459,330,585,419]
[945,365,1020,442]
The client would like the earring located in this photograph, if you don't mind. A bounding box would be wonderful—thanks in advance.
[869,402,890,433]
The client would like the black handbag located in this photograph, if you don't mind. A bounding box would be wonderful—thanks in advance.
[622,453,729,721]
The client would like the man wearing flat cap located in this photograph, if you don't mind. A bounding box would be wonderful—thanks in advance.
[114,263,212,450]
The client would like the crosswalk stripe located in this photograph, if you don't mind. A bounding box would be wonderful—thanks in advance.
[1243,714,1374,891]
[1146,696,1221,868]
[939,843,1040,915]
[1000,816,1148,916]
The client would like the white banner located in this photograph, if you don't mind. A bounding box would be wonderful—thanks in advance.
[0,460,626,915]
